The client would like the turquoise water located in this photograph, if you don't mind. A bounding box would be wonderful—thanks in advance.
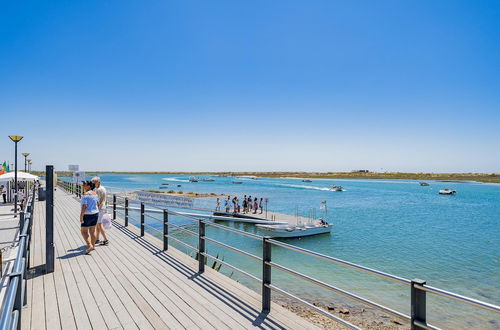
[92,174,499,328]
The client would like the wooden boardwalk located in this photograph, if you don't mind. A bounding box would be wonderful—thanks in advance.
[22,188,320,330]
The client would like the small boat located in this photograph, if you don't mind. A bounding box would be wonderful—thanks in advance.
[201,178,215,182]
[161,183,169,185]
[232,181,243,184]
[189,176,199,182]
[177,184,182,187]
[256,221,332,238]
[439,189,456,195]
[302,179,312,183]
[420,182,429,186]
[330,185,344,191]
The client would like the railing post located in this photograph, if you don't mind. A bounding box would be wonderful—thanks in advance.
[140,202,145,237]
[163,210,168,251]
[262,237,272,313]
[124,198,129,227]
[198,220,206,273]
[113,194,117,220]
[411,279,427,329]
[45,165,55,274]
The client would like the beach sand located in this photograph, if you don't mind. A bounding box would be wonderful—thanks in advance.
[274,297,408,329]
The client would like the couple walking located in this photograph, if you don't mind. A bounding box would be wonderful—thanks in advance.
[80,177,109,254]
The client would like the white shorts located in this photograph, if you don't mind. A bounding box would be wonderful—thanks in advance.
[97,210,106,224]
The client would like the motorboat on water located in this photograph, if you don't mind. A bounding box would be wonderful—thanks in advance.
[420,182,430,186]
[302,179,312,182]
[439,189,456,195]
[330,185,344,191]
[189,176,199,182]
[201,178,215,182]
[232,181,243,184]
[256,221,332,238]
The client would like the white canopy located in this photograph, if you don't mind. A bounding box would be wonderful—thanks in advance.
[0,172,39,183]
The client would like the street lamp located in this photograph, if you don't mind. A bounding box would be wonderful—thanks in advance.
[8,135,23,215]
[22,153,30,172]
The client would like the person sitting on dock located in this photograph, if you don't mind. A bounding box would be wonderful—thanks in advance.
[80,181,99,254]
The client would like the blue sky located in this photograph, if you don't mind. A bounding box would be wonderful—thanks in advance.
[1,1,499,172]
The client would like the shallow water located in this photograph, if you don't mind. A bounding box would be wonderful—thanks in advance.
[94,174,499,328]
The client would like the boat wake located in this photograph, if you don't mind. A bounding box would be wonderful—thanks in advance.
[276,183,331,191]
[162,177,190,183]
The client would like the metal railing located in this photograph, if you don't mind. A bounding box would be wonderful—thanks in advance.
[0,184,36,330]
[57,185,500,329]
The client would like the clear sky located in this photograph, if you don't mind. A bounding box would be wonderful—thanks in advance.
[1,1,499,172]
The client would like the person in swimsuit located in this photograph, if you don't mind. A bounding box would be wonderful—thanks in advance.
[80,181,99,254]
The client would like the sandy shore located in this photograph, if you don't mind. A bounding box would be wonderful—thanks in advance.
[274,297,408,329]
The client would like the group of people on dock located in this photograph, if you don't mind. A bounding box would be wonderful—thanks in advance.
[79,177,109,254]
[216,195,264,214]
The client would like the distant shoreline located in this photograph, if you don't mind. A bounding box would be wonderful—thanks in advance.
[37,171,500,183]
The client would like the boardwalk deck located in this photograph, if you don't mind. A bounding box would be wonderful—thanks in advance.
[22,188,320,330]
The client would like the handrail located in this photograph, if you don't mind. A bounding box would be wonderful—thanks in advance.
[267,238,411,285]
[0,184,36,330]
[414,284,500,314]
[56,180,500,329]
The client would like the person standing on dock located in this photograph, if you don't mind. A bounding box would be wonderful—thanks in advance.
[92,177,109,246]
[1,185,6,204]
[248,195,252,212]
[253,198,258,214]
[242,195,248,213]
[215,198,220,211]
[259,198,263,214]
[80,181,99,254]
[225,196,231,213]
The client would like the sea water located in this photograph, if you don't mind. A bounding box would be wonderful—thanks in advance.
[95,174,499,328]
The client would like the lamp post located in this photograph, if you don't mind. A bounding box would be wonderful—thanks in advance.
[8,136,23,215]
[22,152,30,172]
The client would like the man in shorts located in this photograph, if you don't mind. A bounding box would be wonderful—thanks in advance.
[92,177,109,245]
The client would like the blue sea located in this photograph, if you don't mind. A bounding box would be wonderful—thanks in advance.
[88,174,500,328]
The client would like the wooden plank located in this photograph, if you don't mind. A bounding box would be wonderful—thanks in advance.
[30,201,46,330]
[24,186,320,330]
[105,224,251,330]
[53,204,121,330]
[55,203,175,330]
[114,214,320,330]
[54,195,153,330]
[54,201,138,330]
[110,216,319,329]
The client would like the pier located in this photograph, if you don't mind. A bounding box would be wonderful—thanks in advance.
[19,187,318,329]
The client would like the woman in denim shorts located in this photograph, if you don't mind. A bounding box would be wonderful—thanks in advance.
[80,181,99,254]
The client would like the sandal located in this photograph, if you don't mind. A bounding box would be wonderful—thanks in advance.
[85,247,95,255]
[100,240,109,246]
